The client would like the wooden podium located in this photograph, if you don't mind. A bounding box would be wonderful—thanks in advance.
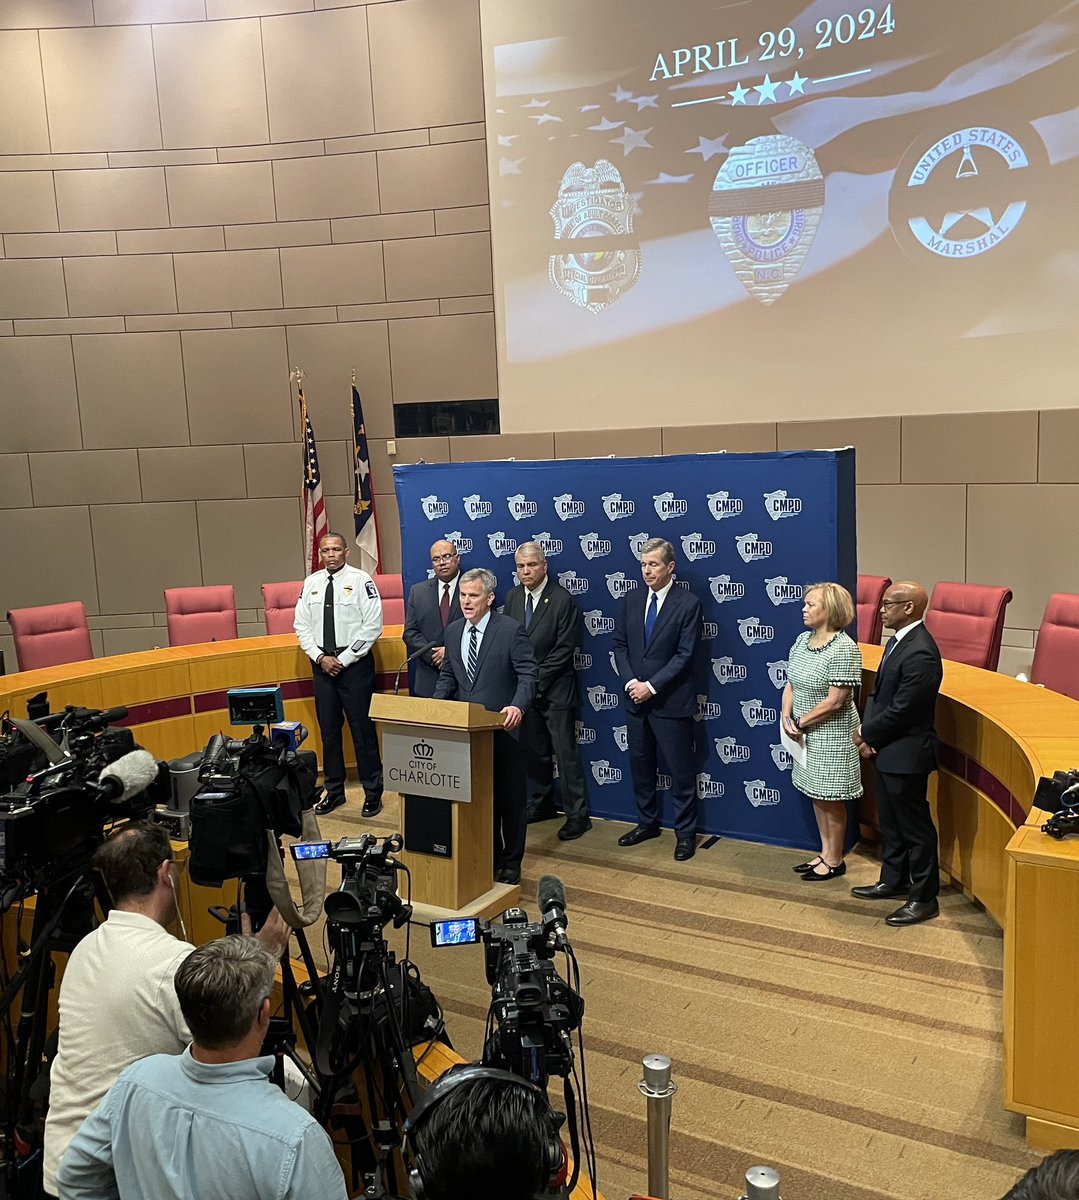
[369,694,521,922]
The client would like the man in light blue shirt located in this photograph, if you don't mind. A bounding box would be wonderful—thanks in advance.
[56,936,346,1200]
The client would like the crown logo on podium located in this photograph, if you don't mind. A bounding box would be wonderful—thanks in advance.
[412,740,435,760]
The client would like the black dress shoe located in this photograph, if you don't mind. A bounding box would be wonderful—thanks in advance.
[495,867,521,885]
[617,824,661,847]
[793,857,823,874]
[314,793,346,815]
[886,899,939,926]
[361,795,383,818]
[557,817,592,841]
[802,860,845,881]
[674,837,696,861]
[526,805,558,824]
[850,882,907,900]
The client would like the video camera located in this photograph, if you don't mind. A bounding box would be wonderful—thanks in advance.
[1036,768,1079,838]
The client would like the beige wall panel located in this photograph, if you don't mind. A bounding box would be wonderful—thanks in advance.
[173,248,282,312]
[369,435,450,486]
[55,167,168,231]
[902,411,1038,483]
[181,327,293,445]
[280,242,386,308]
[166,162,275,228]
[109,149,216,168]
[197,498,304,606]
[30,449,141,506]
[15,318,123,335]
[449,432,556,462]
[554,429,662,459]
[435,206,489,235]
[232,307,337,328]
[0,2,93,25]
[226,220,331,251]
[967,485,1079,628]
[139,446,248,501]
[373,490,401,574]
[368,0,482,132]
[273,153,379,223]
[88,613,155,629]
[327,129,428,154]
[101,627,168,655]
[73,332,189,449]
[439,296,493,315]
[208,0,306,16]
[0,322,11,335]
[1002,627,1035,648]
[332,212,434,243]
[388,313,496,404]
[318,440,353,497]
[0,32,50,154]
[244,442,303,498]
[263,8,373,143]
[856,484,966,597]
[126,313,231,332]
[0,454,31,508]
[0,173,58,233]
[430,123,485,145]
[118,228,225,254]
[0,335,80,452]
[40,26,161,152]
[0,259,68,319]
[219,140,323,164]
[284,320,394,438]
[91,501,201,613]
[1038,410,1079,483]
[154,19,269,149]
[65,254,177,317]
[660,424,778,454]
[998,645,1035,679]
[93,1,206,23]
[5,232,116,257]
[778,417,901,485]
[383,231,492,301]
[0,505,98,613]
[338,300,439,321]
[378,141,488,213]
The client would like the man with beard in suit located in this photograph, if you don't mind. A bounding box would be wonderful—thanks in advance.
[404,539,463,697]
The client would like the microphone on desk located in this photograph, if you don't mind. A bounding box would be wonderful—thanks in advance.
[393,642,438,695]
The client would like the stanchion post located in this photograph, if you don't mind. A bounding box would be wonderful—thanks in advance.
[739,1165,781,1199]
[638,1053,677,1199]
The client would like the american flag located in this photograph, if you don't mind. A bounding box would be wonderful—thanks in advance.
[299,388,328,575]
[351,384,381,575]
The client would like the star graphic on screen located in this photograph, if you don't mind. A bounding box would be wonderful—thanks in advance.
[631,94,659,110]
[611,85,634,102]
[522,98,550,109]
[728,82,750,105]
[786,71,808,96]
[499,157,524,176]
[580,104,600,112]
[686,135,729,162]
[530,113,562,125]
[754,74,779,104]
[647,172,694,184]
[588,116,624,131]
[497,134,518,147]
[610,126,653,154]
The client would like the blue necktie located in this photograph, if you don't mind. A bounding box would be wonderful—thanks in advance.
[644,593,658,643]
[467,625,479,683]
[525,593,534,629]
[880,636,897,668]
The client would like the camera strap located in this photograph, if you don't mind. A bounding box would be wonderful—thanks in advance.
[263,807,327,928]
[9,718,65,764]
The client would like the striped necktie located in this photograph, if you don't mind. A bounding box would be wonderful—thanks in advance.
[467,624,479,683]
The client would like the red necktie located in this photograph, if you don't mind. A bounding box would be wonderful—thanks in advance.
[439,583,450,627]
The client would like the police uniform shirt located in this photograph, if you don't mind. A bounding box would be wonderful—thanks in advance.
[294,564,383,668]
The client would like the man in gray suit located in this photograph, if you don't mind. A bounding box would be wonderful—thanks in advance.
[403,540,463,698]
[434,568,538,885]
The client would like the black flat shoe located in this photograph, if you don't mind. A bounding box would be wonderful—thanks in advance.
[802,860,846,881]
[793,857,823,873]
[885,899,939,926]
[314,793,346,815]
[361,796,383,818]
[851,882,907,900]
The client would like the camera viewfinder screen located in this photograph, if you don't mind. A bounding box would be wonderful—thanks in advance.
[431,918,482,947]
[291,841,330,861]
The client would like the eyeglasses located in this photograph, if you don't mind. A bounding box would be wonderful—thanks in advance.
[431,553,458,563]
[880,598,909,608]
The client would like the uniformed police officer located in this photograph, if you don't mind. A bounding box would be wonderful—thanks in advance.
[294,531,384,817]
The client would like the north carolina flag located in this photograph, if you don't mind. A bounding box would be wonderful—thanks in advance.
[351,384,380,575]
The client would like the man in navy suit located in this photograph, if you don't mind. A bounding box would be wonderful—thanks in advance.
[852,580,944,927]
[434,568,538,885]
[613,538,703,861]
[403,540,463,698]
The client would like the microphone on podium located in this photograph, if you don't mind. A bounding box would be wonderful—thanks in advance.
[393,642,438,695]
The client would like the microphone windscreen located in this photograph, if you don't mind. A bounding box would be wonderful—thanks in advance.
[99,749,159,801]
[538,873,567,916]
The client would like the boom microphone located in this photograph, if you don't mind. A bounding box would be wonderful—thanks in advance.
[94,749,159,804]
[393,641,438,695]
[538,874,570,948]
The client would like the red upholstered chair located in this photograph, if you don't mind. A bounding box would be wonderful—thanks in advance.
[375,573,405,625]
[261,581,304,635]
[923,581,1013,671]
[164,585,238,647]
[1031,594,1079,701]
[7,602,94,671]
[856,575,891,645]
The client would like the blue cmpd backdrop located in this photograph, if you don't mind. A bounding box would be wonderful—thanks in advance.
[393,450,856,850]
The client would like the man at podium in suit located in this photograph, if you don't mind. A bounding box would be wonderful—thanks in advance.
[434,568,538,885]
[404,539,463,698]
[613,537,703,861]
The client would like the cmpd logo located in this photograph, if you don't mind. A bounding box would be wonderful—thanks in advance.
[767,660,789,689]
[628,532,650,560]
[554,493,586,521]
[695,694,722,721]
[680,532,717,562]
[770,743,794,772]
[487,531,518,558]
[763,489,803,521]
[584,609,615,636]
[421,495,450,520]
[412,739,435,760]
[696,772,725,799]
[574,721,597,745]
[602,493,636,521]
[738,618,775,646]
[715,736,751,765]
[587,685,620,711]
[444,531,473,554]
[712,656,749,684]
[709,574,745,604]
[654,491,689,520]
[612,724,629,752]
[656,772,672,791]
[573,649,593,670]
[559,570,589,596]
[736,533,773,563]
[707,490,744,521]
[463,494,493,521]
[507,494,539,521]
[765,576,803,607]
[579,532,613,559]
[745,779,782,807]
[590,759,622,785]
[606,572,639,599]
[741,699,779,728]
[532,531,563,556]
[701,620,719,639]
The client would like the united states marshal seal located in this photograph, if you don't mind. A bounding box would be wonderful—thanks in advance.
[549,160,641,312]
[708,135,825,305]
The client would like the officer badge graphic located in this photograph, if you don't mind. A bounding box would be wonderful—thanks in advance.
[709,134,824,305]
[550,160,642,312]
